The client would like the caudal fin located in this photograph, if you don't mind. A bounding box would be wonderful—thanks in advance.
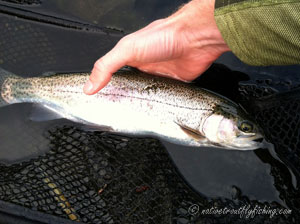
[0,68,18,107]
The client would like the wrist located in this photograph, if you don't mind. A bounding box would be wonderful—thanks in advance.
[169,0,230,56]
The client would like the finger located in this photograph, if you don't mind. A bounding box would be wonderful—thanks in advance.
[84,44,129,95]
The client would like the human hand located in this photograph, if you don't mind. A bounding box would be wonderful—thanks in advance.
[84,0,230,95]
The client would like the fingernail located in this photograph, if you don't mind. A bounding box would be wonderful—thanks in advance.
[84,80,94,93]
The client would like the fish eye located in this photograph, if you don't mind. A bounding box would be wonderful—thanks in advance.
[239,121,254,133]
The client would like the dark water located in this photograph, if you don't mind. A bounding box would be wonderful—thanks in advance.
[0,0,299,223]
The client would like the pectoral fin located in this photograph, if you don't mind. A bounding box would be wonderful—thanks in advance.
[174,121,206,142]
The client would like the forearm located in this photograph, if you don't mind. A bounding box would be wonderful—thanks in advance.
[214,0,300,66]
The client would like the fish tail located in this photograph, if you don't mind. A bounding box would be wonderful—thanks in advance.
[0,68,19,107]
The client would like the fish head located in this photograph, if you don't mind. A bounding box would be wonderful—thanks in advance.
[202,104,263,150]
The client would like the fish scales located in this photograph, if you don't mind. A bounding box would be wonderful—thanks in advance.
[2,71,216,128]
[3,72,219,108]
[0,68,263,150]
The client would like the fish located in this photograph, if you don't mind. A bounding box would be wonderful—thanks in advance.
[0,67,263,150]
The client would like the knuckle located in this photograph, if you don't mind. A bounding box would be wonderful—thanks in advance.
[119,34,135,48]
[150,19,163,26]
[116,38,134,61]
[94,60,105,71]
[118,38,129,49]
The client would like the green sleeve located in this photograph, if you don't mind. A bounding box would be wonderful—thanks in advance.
[214,0,300,66]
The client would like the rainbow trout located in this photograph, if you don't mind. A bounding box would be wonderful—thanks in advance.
[0,68,263,150]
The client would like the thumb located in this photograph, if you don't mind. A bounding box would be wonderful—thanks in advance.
[84,44,128,95]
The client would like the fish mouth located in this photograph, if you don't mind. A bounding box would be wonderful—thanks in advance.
[225,134,264,150]
[237,133,264,141]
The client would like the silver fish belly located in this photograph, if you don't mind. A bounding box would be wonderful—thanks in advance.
[0,68,263,150]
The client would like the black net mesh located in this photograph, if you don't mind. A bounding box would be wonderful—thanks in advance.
[0,124,297,223]
[0,127,203,223]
